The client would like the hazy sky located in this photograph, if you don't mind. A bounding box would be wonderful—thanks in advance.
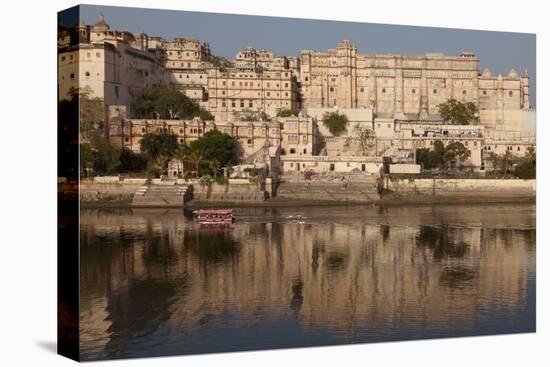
[60,5,537,106]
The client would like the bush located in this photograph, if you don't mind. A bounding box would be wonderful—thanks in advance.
[514,161,536,179]
[276,108,295,117]
[322,112,349,136]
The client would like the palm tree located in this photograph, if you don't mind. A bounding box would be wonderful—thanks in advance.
[502,150,513,177]
[189,150,203,178]
[174,146,189,178]
[156,154,169,176]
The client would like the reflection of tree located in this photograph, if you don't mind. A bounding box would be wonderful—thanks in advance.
[440,266,477,290]
[183,229,240,266]
[325,252,348,271]
[416,225,469,260]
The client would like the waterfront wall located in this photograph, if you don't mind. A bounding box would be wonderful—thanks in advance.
[386,178,536,196]
[80,180,145,202]
[79,177,272,203]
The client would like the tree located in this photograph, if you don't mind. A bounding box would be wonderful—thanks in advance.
[525,146,536,164]
[155,154,169,176]
[322,112,349,136]
[514,161,535,179]
[88,132,121,175]
[189,130,236,171]
[174,145,191,178]
[443,141,471,169]
[344,124,376,156]
[438,98,479,125]
[276,108,295,117]
[188,150,204,178]
[119,148,148,173]
[416,140,470,171]
[140,132,178,160]
[416,147,444,170]
[131,87,213,120]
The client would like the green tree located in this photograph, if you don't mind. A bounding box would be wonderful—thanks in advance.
[174,145,191,178]
[416,147,444,170]
[188,150,204,178]
[68,87,104,137]
[88,132,121,175]
[276,108,295,117]
[189,130,236,172]
[525,146,536,164]
[514,161,535,179]
[443,141,471,169]
[132,87,214,120]
[322,112,349,136]
[119,149,148,173]
[416,140,470,171]
[438,98,479,125]
[140,132,178,160]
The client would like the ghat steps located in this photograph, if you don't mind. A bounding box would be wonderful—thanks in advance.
[132,183,189,207]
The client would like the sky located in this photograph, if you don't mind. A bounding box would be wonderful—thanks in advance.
[60,4,536,106]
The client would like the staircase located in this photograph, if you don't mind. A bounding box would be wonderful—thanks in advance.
[132,183,189,207]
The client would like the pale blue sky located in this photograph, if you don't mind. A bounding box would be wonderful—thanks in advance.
[59,5,537,106]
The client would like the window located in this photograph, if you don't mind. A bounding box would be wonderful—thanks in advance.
[517,146,521,151]
[290,148,296,154]
[180,139,184,144]
[249,100,253,108]
[188,63,191,67]
[124,137,129,142]
[360,87,364,93]
[222,100,226,107]
[411,88,416,94]
[231,100,236,107]
[433,89,438,95]
[85,71,90,77]
[240,100,245,108]
[483,90,487,95]
[267,92,271,97]
[361,164,366,171]
[303,149,307,154]
[247,139,252,144]
[141,128,146,133]
[382,88,386,93]
[330,87,334,92]
[462,90,467,95]
[305,76,309,82]
[61,56,65,61]
[285,83,289,87]
[509,91,513,97]
[179,128,184,133]
[70,73,75,80]
[330,163,335,171]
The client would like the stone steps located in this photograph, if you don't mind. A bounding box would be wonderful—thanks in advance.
[132,184,189,207]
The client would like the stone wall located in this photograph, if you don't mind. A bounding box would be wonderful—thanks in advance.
[80,180,145,202]
[386,178,535,196]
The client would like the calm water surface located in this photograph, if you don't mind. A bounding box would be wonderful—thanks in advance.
[79,204,536,360]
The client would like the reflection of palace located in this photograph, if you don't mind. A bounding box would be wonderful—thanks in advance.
[79,206,535,357]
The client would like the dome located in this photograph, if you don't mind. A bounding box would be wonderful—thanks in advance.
[481,68,492,77]
[508,68,518,78]
[92,14,110,31]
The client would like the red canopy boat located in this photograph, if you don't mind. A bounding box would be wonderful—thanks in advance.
[192,209,234,224]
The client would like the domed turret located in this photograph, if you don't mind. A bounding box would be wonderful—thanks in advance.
[92,14,110,32]
[481,68,492,78]
[508,68,518,78]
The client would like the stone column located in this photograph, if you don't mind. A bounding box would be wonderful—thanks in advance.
[496,74,504,129]
[393,56,405,119]
[419,59,428,118]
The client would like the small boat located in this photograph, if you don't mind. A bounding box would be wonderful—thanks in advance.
[192,209,234,225]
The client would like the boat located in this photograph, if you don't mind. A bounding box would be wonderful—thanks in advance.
[192,209,234,224]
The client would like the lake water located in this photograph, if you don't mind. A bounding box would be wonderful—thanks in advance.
[79,203,536,360]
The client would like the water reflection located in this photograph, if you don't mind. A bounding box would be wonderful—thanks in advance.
[79,204,536,360]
